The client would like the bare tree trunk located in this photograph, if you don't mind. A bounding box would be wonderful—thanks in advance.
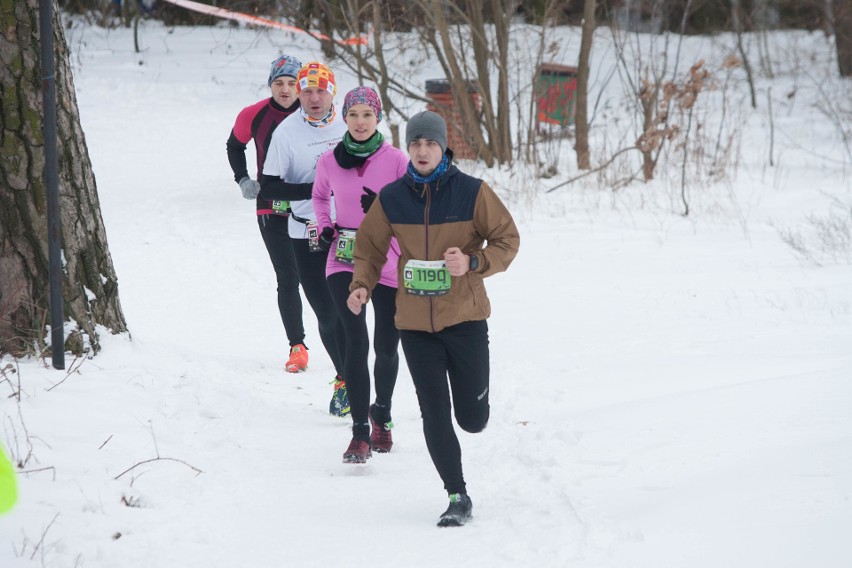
[489,0,512,164]
[363,0,515,165]
[836,0,852,76]
[732,0,757,108]
[640,78,657,181]
[466,0,512,164]
[289,0,427,146]
[0,0,127,357]
[369,0,399,146]
[428,0,493,165]
[575,0,596,171]
[287,0,514,165]
[465,0,496,161]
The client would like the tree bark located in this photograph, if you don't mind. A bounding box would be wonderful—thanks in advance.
[490,0,513,164]
[427,0,493,165]
[732,0,757,108]
[370,0,400,147]
[836,0,852,77]
[0,0,127,357]
[575,0,595,171]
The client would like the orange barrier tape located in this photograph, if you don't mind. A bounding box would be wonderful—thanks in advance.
[159,0,367,45]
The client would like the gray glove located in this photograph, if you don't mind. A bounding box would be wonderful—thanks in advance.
[239,177,261,200]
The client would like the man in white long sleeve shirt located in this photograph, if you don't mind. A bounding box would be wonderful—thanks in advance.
[261,62,349,417]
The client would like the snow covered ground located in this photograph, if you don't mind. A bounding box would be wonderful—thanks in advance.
[2,16,851,568]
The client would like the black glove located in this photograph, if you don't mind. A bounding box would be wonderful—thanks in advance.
[317,227,335,251]
[360,186,377,214]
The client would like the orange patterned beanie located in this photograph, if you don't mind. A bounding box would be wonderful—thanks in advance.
[297,62,336,95]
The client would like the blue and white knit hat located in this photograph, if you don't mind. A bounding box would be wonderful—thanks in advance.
[268,55,303,86]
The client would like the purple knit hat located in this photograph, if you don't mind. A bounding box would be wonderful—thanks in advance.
[342,86,382,123]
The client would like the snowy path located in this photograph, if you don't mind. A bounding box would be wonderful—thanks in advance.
[2,20,851,568]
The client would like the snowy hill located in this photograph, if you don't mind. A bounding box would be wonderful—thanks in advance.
[1,16,851,568]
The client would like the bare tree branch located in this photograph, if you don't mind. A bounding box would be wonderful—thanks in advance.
[114,457,203,480]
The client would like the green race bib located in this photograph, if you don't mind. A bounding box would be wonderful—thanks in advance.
[403,259,451,296]
[272,200,290,214]
[335,230,356,265]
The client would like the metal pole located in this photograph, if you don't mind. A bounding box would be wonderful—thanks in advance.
[39,0,64,370]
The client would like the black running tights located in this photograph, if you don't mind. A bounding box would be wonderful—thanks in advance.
[290,238,345,375]
[326,272,399,428]
[257,214,305,347]
[399,320,490,496]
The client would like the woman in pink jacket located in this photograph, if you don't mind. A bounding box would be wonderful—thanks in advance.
[312,87,408,463]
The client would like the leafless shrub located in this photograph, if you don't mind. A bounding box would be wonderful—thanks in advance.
[811,75,852,168]
[11,512,60,563]
[550,52,742,206]
[114,421,203,484]
[3,362,38,472]
[121,494,143,508]
[1,361,20,400]
[775,198,852,265]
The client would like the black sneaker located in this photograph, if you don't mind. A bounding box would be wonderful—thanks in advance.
[437,493,473,527]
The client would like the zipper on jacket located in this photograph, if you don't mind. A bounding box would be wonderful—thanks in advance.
[423,183,437,333]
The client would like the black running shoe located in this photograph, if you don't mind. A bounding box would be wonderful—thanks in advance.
[437,493,473,527]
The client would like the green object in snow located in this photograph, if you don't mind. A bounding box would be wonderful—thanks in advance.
[0,447,17,514]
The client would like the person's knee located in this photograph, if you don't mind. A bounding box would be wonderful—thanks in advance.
[348,334,369,354]
[374,342,399,361]
[456,406,489,433]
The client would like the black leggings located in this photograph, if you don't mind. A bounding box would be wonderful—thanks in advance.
[290,238,344,375]
[327,272,399,427]
[257,214,304,347]
[399,320,490,495]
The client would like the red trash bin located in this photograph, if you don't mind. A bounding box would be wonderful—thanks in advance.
[424,79,481,160]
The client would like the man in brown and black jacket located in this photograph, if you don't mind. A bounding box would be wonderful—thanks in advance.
[347,111,520,527]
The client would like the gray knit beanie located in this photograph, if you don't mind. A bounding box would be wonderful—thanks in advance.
[268,55,302,86]
[406,111,447,153]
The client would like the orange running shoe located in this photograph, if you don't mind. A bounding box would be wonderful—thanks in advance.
[285,344,309,373]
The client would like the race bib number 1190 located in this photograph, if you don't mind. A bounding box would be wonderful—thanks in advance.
[403,260,451,296]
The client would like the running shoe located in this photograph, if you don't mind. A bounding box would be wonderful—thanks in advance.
[369,404,393,453]
[285,344,309,373]
[329,377,350,417]
[343,437,372,463]
[437,493,473,527]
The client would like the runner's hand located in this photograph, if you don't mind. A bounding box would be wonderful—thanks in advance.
[347,288,369,315]
[317,227,335,251]
[360,186,377,214]
[443,247,470,277]
[238,177,260,200]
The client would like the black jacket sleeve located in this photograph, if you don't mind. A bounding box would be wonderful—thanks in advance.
[259,175,314,201]
[226,131,249,183]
